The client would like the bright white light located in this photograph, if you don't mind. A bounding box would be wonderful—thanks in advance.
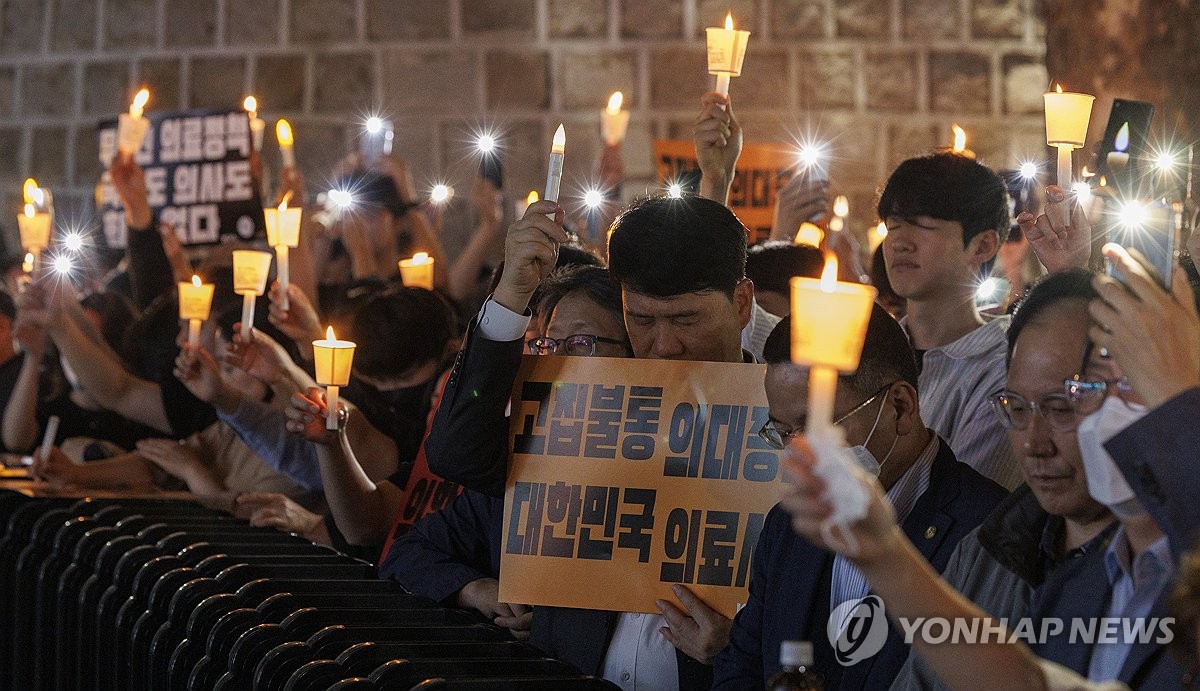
[976,277,999,302]
[797,143,826,169]
[666,183,683,199]
[583,189,604,208]
[63,233,84,253]
[365,117,383,134]
[477,134,497,154]
[430,184,453,203]
[1155,151,1177,173]
[328,189,353,209]
[1019,162,1039,179]
[1118,200,1148,228]
[1071,181,1092,203]
[51,255,72,275]
[828,216,844,232]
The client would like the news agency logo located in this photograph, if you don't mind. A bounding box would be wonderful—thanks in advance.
[826,595,889,666]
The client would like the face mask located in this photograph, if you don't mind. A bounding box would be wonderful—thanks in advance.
[1076,396,1147,519]
[849,396,897,477]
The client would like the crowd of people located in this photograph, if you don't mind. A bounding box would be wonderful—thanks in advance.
[8,87,1200,691]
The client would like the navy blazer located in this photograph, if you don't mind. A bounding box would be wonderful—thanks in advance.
[713,439,1007,690]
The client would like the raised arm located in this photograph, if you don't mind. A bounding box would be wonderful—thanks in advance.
[694,92,742,205]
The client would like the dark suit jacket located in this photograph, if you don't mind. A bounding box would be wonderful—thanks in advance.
[713,439,1007,690]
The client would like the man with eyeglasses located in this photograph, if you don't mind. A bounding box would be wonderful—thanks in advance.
[714,306,1006,690]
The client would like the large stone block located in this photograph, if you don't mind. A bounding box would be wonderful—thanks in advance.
[290,120,349,182]
[290,0,357,44]
[31,126,69,186]
[382,50,479,114]
[770,0,827,39]
[972,0,1024,38]
[621,0,682,39]
[929,51,991,114]
[313,52,375,113]
[887,122,938,170]
[22,63,75,117]
[733,48,789,110]
[188,56,247,109]
[836,0,889,38]
[694,0,756,37]
[439,119,544,198]
[51,0,96,51]
[74,124,102,187]
[557,51,636,110]
[797,48,856,110]
[818,112,884,186]
[137,57,182,111]
[864,50,919,113]
[0,67,14,117]
[486,50,549,110]
[0,128,22,179]
[903,0,961,39]
[1,0,44,55]
[1002,54,1046,115]
[384,117,439,181]
[649,48,709,110]
[82,61,130,117]
[254,54,307,112]
[104,0,157,50]
[226,0,280,45]
[549,0,607,39]
[461,0,535,36]
[366,0,451,40]
[165,0,216,47]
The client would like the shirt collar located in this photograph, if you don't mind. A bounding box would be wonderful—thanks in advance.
[884,435,937,524]
[901,314,1010,360]
[1103,525,1174,590]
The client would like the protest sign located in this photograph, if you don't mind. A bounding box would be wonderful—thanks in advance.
[97,108,264,248]
[499,355,783,618]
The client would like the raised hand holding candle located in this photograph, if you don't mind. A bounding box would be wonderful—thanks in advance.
[178,275,215,349]
[232,250,273,340]
[1044,84,1094,189]
[790,255,877,434]
[276,119,296,168]
[706,13,751,97]
[600,92,630,147]
[312,326,355,430]
[117,88,151,158]
[263,193,302,310]
[398,252,435,290]
[245,96,266,153]
[544,124,566,210]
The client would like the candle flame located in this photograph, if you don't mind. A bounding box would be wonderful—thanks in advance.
[1081,166,1094,178]
[23,204,34,219]
[412,252,431,264]
[243,96,257,113]
[279,190,293,211]
[551,124,566,154]
[725,12,733,30]
[527,190,539,205]
[820,255,838,292]
[833,195,849,218]
[1055,83,1063,94]
[276,119,294,146]
[326,325,336,341]
[130,88,150,118]
[191,275,201,287]
[952,124,967,152]
[606,91,624,114]
[876,222,888,238]
[1114,122,1130,153]
[22,178,38,205]
[22,253,33,272]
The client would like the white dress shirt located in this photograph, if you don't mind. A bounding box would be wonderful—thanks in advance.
[600,611,680,691]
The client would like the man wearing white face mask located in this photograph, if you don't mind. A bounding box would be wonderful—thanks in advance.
[714,306,1007,690]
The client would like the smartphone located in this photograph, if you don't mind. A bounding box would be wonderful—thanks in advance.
[1105,200,1178,289]
[1094,99,1154,195]
[479,155,504,190]
[360,119,394,166]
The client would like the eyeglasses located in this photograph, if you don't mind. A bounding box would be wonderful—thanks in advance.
[990,390,1081,433]
[1064,375,1133,414]
[527,334,630,357]
[756,383,894,450]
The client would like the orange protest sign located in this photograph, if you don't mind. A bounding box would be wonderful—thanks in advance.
[498,355,783,618]
[654,139,796,243]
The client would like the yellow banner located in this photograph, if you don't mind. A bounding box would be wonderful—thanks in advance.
[499,355,783,618]
[653,139,796,243]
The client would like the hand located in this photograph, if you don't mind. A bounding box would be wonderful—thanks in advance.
[694,92,742,202]
[29,446,79,486]
[13,288,50,357]
[159,223,191,283]
[777,436,903,567]
[284,387,343,446]
[276,166,307,207]
[225,322,285,385]
[1088,243,1200,408]
[656,585,732,664]
[268,282,323,349]
[471,179,504,229]
[235,492,325,537]
[491,200,568,313]
[772,173,830,239]
[598,144,625,190]
[1018,185,1092,273]
[827,227,867,282]
[173,344,235,410]
[135,437,204,482]
[375,154,417,206]
[110,153,152,229]
[456,577,534,641]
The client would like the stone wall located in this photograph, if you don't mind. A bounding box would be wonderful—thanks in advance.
[0,0,1047,248]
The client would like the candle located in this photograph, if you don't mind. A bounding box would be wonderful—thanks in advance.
[276,119,295,168]
[544,124,566,208]
[706,13,751,97]
[178,275,215,349]
[600,91,630,147]
[833,195,849,219]
[1106,121,1130,174]
[17,204,51,256]
[244,96,266,153]
[950,124,977,159]
[398,252,435,290]
[232,250,273,339]
[312,325,356,430]
[263,194,302,310]
[790,255,878,433]
[21,252,33,274]
[1043,84,1095,189]
[117,88,151,157]
[794,222,824,248]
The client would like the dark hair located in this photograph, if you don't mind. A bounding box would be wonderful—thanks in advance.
[351,286,457,381]
[870,245,901,305]
[607,195,747,298]
[877,152,1011,247]
[335,170,415,219]
[537,265,626,332]
[0,290,15,322]
[486,242,604,297]
[1006,269,1097,364]
[80,291,137,351]
[763,304,920,397]
[745,241,825,293]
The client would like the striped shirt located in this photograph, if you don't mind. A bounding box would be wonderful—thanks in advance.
[914,315,1019,489]
[741,300,781,363]
[830,435,938,610]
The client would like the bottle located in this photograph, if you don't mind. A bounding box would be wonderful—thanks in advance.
[767,640,824,691]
